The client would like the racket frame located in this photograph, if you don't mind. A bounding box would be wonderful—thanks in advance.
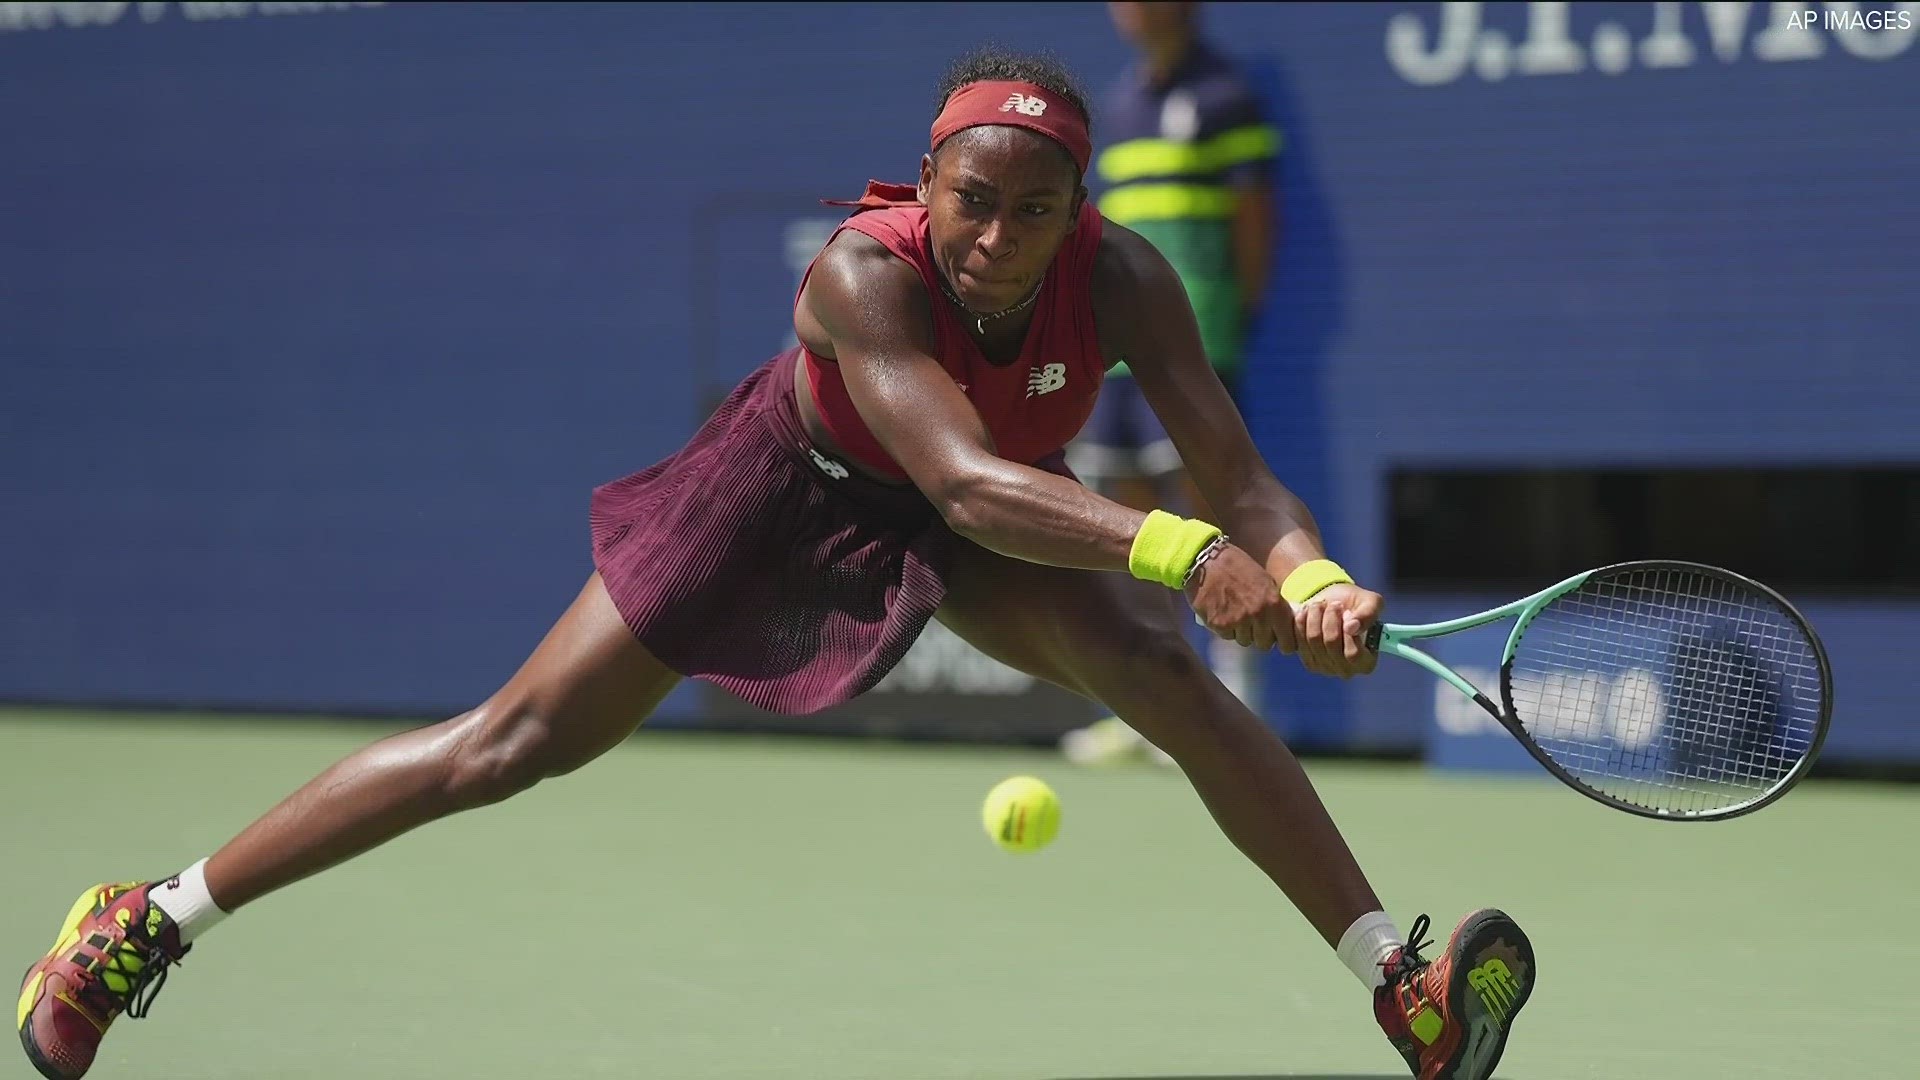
[1368,560,1834,821]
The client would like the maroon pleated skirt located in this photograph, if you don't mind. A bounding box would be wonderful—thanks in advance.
[589,348,961,715]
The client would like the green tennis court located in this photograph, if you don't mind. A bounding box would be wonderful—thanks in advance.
[4,709,1912,1079]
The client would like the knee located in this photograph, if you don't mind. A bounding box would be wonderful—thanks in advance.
[439,698,592,810]
[1100,623,1262,759]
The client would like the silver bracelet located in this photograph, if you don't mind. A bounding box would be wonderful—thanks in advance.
[1181,534,1231,590]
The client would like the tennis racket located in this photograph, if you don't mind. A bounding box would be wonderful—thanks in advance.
[1367,560,1833,821]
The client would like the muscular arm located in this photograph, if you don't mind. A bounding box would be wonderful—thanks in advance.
[802,231,1147,571]
[1093,224,1327,584]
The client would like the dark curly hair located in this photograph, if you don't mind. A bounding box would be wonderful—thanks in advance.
[934,45,1093,136]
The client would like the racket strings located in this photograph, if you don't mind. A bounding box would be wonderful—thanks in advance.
[1505,566,1825,816]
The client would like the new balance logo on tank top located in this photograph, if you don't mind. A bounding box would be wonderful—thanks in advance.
[1027,362,1068,397]
[799,181,1109,481]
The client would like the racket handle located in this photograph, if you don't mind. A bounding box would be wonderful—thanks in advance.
[1363,623,1382,652]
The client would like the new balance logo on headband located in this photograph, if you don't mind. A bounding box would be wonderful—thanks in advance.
[1000,93,1048,117]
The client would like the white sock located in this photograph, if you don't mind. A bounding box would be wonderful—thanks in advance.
[148,858,230,945]
[1336,910,1405,991]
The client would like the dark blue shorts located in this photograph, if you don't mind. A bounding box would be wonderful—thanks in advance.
[1074,374,1216,480]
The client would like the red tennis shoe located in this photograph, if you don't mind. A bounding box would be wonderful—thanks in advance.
[17,882,189,1080]
[1373,909,1536,1079]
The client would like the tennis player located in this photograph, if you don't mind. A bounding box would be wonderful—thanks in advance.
[17,49,1533,1080]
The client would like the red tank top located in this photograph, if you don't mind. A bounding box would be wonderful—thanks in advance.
[798,181,1108,481]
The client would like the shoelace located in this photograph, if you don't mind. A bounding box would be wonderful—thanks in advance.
[76,935,179,1021]
[1382,913,1436,985]
[124,944,176,1020]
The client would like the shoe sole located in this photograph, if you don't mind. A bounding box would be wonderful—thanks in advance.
[18,886,117,1080]
[18,963,64,1080]
[1439,908,1536,1080]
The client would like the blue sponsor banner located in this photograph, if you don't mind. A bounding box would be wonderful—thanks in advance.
[3,4,1916,763]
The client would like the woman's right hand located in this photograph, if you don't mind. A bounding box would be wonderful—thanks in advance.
[1183,543,1299,653]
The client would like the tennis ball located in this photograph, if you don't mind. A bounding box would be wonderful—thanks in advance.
[981,775,1060,853]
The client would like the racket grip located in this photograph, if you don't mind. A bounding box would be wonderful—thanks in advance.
[1363,623,1382,652]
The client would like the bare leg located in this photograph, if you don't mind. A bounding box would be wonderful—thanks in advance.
[205,574,679,911]
[936,544,1379,947]
[1097,467,1259,711]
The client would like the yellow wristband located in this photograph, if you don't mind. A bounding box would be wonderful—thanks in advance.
[1280,559,1354,604]
[1128,510,1223,589]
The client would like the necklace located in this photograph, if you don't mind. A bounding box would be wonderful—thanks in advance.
[938,272,1044,336]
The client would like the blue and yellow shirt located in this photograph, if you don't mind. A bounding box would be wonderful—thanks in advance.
[1096,43,1279,378]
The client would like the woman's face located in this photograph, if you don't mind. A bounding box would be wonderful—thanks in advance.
[918,125,1085,315]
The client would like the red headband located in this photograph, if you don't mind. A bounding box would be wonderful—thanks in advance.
[930,80,1091,175]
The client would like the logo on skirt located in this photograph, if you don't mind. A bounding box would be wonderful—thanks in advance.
[808,448,849,480]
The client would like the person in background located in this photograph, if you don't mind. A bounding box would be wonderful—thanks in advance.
[1064,0,1281,767]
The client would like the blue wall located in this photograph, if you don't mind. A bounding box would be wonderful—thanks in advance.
[3,3,1915,761]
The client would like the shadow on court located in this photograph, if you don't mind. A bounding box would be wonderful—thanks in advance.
[1048,1074,1415,1080]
